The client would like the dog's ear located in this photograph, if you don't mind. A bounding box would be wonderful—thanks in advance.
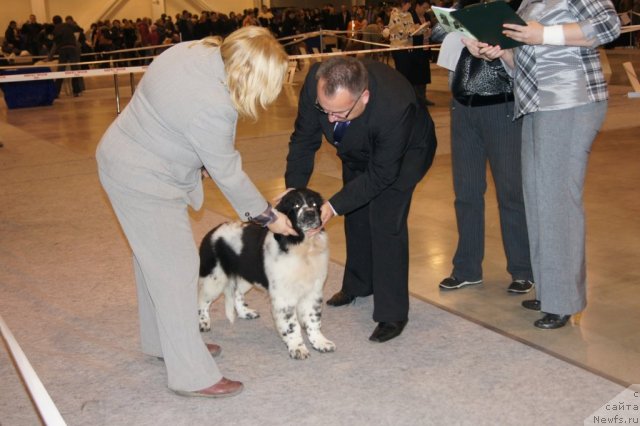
[274,191,286,213]
[275,188,298,214]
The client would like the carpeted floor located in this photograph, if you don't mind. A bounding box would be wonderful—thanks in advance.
[0,122,626,425]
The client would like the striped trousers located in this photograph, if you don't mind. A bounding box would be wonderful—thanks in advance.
[449,98,533,283]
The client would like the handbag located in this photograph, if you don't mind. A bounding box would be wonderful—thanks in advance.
[451,47,513,105]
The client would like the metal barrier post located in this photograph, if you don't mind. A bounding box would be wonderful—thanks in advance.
[114,74,121,114]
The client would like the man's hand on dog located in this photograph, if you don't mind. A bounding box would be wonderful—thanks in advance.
[320,202,335,227]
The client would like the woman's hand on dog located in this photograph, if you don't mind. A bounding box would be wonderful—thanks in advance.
[267,211,298,236]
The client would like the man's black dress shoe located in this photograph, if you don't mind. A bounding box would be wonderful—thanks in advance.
[522,299,541,311]
[534,313,571,329]
[369,320,408,343]
[326,290,355,307]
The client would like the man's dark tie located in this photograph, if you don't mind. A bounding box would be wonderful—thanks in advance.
[333,121,350,146]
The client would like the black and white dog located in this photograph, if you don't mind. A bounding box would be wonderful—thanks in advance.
[197,188,335,360]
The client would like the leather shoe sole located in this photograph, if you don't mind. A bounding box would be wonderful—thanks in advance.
[534,314,571,329]
[369,320,408,343]
[326,290,355,307]
[522,299,541,311]
[156,343,221,361]
[205,343,221,357]
[173,377,243,398]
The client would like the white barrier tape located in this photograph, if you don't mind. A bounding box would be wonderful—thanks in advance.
[1,55,157,70]
[280,29,391,45]
[290,43,439,60]
[620,24,640,34]
[346,38,406,48]
[277,31,323,42]
[0,314,67,425]
[78,43,177,57]
[2,41,441,83]
[0,65,148,83]
[26,43,178,61]
[278,29,354,40]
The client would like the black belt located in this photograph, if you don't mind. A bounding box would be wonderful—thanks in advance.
[454,93,514,107]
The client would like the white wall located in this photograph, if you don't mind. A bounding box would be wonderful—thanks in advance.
[1,1,33,44]
[1,0,255,40]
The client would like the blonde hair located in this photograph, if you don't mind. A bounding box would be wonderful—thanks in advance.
[201,27,288,121]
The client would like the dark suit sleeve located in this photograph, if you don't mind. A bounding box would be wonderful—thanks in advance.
[284,64,323,189]
[329,102,416,215]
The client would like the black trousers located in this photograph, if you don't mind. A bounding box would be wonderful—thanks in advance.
[55,46,82,95]
[340,165,416,323]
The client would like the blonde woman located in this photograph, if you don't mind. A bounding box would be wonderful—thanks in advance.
[96,26,294,398]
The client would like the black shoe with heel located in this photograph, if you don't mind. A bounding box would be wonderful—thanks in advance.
[326,290,355,307]
[522,299,541,311]
[369,320,407,343]
[534,313,571,329]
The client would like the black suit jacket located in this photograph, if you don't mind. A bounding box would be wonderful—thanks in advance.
[285,61,437,216]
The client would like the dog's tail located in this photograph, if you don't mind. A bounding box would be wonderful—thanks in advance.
[224,280,236,323]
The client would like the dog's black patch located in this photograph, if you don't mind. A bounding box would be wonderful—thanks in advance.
[198,224,223,278]
[199,223,270,288]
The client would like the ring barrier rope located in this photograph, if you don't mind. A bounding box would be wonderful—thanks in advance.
[620,24,640,34]
[0,32,440,83]
[0,29,455,114]
[22,42,178,62]
[0,314,67,425]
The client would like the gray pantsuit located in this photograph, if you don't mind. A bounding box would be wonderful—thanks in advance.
[96,41,271,392]
[521,101,607,315]
[99,171,221,392]
[450,99,533,282]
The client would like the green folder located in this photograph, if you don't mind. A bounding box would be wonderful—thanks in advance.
[451,1,527,49]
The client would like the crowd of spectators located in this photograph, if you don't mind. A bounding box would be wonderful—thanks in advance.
[2,0,637,66]
[1,3,446,64]
[0,0,550,64]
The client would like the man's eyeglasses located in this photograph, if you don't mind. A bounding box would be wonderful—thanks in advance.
[314,90,365,120]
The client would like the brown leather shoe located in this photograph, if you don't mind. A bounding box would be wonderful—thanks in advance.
[205,343,222,357]
[156,343,221,361]
[174,377,244,398]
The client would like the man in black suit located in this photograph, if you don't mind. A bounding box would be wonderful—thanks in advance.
[285,57,437,343]
[48,15,83,97]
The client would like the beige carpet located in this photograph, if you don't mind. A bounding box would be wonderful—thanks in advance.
[0,122,626,425]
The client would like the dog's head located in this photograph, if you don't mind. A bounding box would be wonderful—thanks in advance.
[275,188,324,237]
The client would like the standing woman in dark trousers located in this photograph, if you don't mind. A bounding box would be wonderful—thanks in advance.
[435,0,534,294]
[476,0,621,328]
[388,0,433,108]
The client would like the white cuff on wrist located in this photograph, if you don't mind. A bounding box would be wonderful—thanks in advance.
[327,201,337,216]
[543,25,565,46]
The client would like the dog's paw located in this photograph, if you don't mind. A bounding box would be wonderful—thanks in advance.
[311,337,336,353]
[198,312,211,332]
[237,308,260,320]
[288,346,310,360]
